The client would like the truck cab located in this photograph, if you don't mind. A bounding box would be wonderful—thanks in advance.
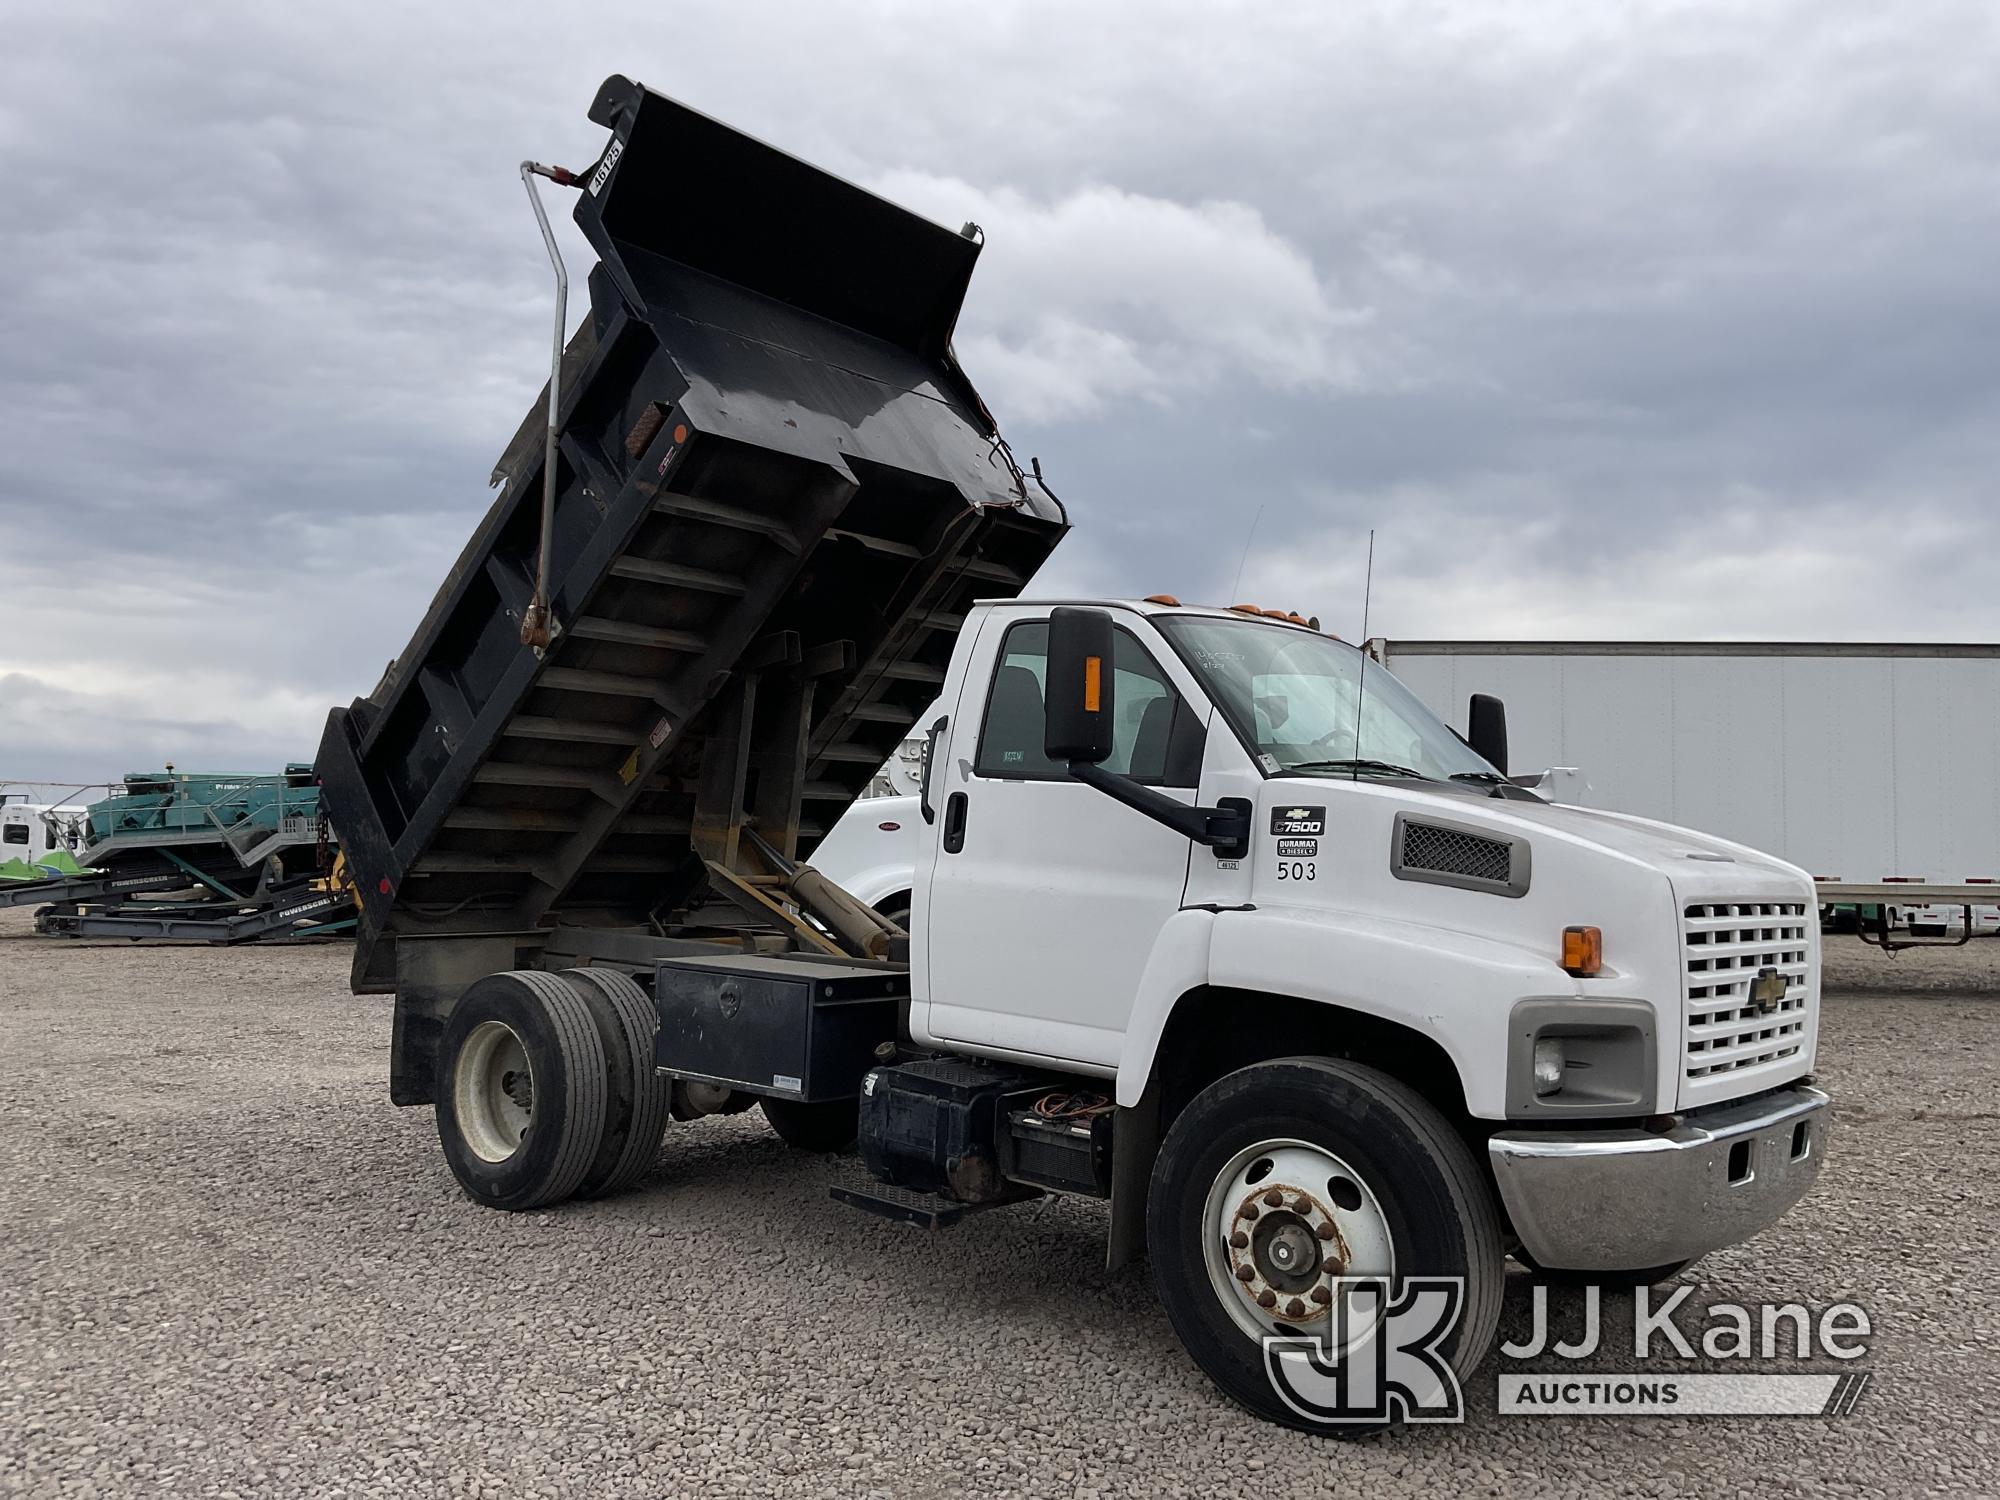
[0,798,70,871]
[914,597,1824,1119]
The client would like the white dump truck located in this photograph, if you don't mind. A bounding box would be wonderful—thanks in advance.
[317,79,1829,1430]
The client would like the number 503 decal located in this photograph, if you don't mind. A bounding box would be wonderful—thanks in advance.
[1276,861,1317,881]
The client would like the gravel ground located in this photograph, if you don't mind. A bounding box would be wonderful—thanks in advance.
[1,916,1994,1497]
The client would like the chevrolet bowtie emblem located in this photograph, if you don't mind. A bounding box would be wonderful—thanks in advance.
[1748,967,1788,1013]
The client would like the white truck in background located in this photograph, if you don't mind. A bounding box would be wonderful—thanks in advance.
[0,795,87,868]
[1367,640,2000,947]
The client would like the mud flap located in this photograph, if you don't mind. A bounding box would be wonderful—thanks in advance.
[1106,1085,1163,1270]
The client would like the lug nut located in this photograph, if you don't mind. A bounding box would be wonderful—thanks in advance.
[1310,1285,1332,1305]
[1286,1298,1307,1318]
[1262,1189,1284,1208]
[1257,1289,1278,1309]
[1314,1222,1337,1241]
[1229,1231,1249,1249]
[1235,1264,1256,1283]
[1241,1204,1260,1221]
[1291,1195,1312,1214]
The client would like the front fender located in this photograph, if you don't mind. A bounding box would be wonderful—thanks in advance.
[1116,905,1579,1118]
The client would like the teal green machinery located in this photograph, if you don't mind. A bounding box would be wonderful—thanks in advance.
[78,765,324,876]
[0,765,354,943]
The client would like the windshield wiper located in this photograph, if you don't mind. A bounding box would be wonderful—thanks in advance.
[1284,758,1435,781]
[1448,770,1509,784]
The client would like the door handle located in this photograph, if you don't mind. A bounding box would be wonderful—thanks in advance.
[919,715,946,824]
[942,791,969,853]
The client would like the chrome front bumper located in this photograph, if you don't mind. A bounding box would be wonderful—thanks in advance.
[1487,1084,1830,1271]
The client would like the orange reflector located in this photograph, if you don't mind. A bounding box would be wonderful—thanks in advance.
[1083,655,1102,712]
[1560,925,1602,977]
[1144,593,1181,606]
[672,423,689,444]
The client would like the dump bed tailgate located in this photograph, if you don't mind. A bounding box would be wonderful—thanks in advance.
[317,77,1066,989]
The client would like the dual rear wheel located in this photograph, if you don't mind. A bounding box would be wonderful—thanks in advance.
[435,968,856,1210]
[436,968,671,1210]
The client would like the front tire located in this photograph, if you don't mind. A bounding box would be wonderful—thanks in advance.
[1147,1057,1504,1433]
[435,971,609,1211]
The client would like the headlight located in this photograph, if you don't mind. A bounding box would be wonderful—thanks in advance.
[1532,1037,1565,1096]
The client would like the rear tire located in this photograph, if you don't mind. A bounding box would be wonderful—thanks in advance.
[435,971,609,1211]
[1147,1057,1504,1434]
[560,968,671,1199]
[761,1095,859,1153]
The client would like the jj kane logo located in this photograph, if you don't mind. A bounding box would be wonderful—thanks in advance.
[1263,1280,1877,1424]
[1264,1276,1467,1425]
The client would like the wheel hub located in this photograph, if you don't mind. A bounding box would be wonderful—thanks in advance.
[1226,1185,1346,1323]
[1203,1139,1396,1340]
[454,1020,535,1164]
[502,1068,533,1112]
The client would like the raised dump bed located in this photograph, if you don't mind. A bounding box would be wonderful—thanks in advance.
[317,77,1067,994]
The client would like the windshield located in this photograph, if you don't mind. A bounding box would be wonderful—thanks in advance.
[1156,616,1499,782]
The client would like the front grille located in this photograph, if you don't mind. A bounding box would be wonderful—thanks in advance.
[1401,822,1514,884]
[1682,901,1811,1080]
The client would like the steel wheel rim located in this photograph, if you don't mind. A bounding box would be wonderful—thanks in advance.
[455,1020,534,1163]
[1200,1137,1396,1343]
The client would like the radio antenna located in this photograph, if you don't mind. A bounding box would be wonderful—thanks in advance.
[1350,529,1375,780]
[1228,503,1266,602]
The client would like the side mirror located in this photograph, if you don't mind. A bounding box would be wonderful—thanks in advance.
[1468,693,1508,776]
[1044,607,1116,764]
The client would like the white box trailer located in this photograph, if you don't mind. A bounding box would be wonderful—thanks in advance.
[1365,640,2000,935]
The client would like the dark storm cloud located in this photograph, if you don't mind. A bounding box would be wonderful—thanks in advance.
[3,0,1997,779]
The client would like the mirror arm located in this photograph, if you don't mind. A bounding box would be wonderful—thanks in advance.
[1068,762,1252,860]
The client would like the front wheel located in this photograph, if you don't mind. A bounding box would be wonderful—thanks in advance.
[1147,1057,1504,1433]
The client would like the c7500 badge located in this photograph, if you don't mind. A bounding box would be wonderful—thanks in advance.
[1271,805,1325,837]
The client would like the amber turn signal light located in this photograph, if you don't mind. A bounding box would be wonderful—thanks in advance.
[1560,925,1602,977]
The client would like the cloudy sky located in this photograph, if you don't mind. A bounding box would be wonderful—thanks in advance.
[4,0,1997,785]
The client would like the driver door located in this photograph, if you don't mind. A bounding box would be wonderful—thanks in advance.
[921,610,1205,1068]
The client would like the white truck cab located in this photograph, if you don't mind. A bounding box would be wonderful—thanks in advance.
[915,599,1823,1107]
[878,597,1829,1414]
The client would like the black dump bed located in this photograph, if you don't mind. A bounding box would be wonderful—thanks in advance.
[318,77,1066,991]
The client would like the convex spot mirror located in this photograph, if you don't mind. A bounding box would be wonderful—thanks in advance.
[1468,692,1508,776]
